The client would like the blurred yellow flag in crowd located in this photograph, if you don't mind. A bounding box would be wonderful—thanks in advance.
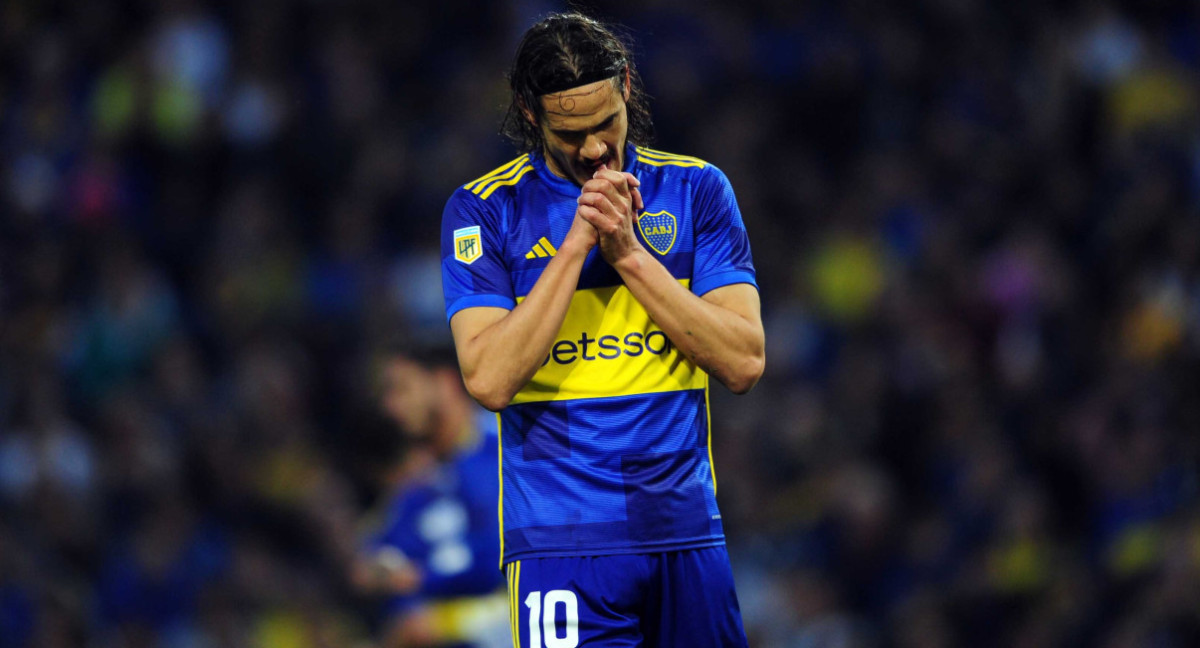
[1109,67,1197,137]
[808,235,886,324]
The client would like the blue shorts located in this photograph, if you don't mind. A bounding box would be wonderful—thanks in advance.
[504,546,748,648]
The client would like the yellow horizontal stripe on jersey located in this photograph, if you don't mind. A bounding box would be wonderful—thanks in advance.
[635,147,707,167]
[637,155,706,168]
[537,237,557,255]
[479,164,534,199]
[511,280,707,404]
[465,155,529,192]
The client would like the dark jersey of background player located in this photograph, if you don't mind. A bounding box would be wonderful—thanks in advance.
[352,352,507,648]
[441,12,764,648]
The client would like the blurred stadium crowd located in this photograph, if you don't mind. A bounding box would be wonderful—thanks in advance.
[2,0,1199,646]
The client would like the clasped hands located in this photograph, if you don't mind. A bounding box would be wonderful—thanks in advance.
[568,165,646,265]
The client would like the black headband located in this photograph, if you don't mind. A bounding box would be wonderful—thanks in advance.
[537,60,626,95]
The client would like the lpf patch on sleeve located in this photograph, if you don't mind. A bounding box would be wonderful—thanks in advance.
[637,210,677,255]
[453,226,483,264]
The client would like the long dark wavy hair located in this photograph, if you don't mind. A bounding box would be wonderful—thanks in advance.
[501,12,654,153]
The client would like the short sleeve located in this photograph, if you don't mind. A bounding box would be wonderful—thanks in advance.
[691,165,758,296]
[441,189,515,323]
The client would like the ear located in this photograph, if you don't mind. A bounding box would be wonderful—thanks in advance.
[518,97,537,127]
[622,66,631,101]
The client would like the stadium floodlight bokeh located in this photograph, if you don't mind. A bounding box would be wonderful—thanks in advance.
[1,1,1198,646]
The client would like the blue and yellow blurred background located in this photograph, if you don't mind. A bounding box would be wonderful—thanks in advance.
[2,0,1199,646]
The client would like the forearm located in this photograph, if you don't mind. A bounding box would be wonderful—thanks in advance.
[454,241,589,410]
[614,250,764,393]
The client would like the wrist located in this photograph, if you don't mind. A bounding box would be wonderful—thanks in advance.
[613,247,652,275]
[558,235,594,259]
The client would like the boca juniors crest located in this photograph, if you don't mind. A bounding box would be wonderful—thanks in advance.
[637,210,677,255]
[453,226,482,264]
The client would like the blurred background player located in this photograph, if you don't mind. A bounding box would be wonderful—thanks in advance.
[351,347,508,648]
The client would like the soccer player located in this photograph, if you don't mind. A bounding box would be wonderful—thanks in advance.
[353,349,509,648]
[441,12,764,648]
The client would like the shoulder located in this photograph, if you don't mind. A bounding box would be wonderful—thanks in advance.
[443,154,536,236]
[632,146,736,210]
[374,479,437,534]
[632,145,709,170]
[455,153,536,203]
[456,423,499,469]
[632,145,728,187]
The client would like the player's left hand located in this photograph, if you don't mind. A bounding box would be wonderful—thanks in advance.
[577,165,645,265]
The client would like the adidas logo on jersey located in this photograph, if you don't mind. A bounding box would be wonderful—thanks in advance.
[525,237,558,259]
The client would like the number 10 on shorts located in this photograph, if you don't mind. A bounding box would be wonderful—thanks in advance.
[525,590,579,648]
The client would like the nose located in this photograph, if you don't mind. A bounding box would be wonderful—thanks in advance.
[581,134,607,162]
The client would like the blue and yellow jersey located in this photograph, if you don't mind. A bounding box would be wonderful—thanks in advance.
[440,143,757,565]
